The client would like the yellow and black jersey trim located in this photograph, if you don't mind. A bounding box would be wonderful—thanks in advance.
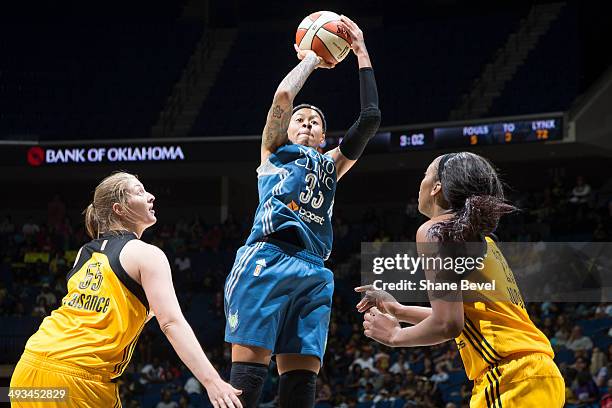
[113,318,146,377]
[462,315,504,367]
[66,230,149,311]
[484,366,503,408]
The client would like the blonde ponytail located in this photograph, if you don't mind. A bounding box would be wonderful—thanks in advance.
[84,203,99,239]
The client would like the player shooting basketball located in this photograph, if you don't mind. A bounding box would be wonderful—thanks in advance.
[223,15,381,408]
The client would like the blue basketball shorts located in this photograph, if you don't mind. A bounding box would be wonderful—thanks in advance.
[223,241,334,362]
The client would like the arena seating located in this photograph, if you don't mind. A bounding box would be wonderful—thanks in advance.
[0,17,203,140]
[488,5,581,117]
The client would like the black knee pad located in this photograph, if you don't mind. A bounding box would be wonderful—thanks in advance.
[230,362,268,408]
[278,369,317,408]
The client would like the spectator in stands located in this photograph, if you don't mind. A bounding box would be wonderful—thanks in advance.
[595,303,612,318]
[141,357,166,385]
[22,217,40,238]
[430,362,450,383]
[569,176,592,205]
[351,345,377,372]
[31,298,47,317]
[345,362,363,391]
[566,325,594,351]
[374,350,390,373]
[173,247,192,277]
[591,347,608,376]
[315,379,333,407]
[359,367,375,389]
[36,283,57,308]
[389,352,410,374]
[358,382,375,403]
[571,371,599,405]
[183,375,202,396]
[156,389,179,408]
[422,357,434,378]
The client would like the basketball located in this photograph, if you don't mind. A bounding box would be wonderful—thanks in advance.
[296,11,352,65]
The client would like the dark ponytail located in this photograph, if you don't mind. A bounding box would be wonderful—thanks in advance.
[428,152,517,242]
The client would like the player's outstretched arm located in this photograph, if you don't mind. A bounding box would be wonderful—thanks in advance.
[127,241,243,408]
[362,223,464,347]
[327,15,381,180]
[261,49,327,164]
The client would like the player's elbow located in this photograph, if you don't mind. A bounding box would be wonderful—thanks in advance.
[440,319,464,339]
[363,107,381,121]
[158,314,185,335]
[273,89,292,104]
[357,108,381,133]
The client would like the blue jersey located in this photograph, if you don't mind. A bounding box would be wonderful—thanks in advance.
[246,143,337,259]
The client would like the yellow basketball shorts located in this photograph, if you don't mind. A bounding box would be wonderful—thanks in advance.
[470,352,565,408]
[9,350,120,408]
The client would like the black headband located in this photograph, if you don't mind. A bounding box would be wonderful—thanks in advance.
[437,153,456,181]
[292,103,327,132]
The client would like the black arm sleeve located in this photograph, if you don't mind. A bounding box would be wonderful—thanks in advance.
[338,67,382,160]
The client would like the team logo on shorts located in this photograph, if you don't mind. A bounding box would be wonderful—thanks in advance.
[254,259,267,276]
[228,310,239,332]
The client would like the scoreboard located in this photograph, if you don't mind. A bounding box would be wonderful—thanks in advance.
[389,116,563,151]
[323,115,564,153]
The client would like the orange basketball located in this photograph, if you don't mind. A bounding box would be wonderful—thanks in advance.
[296,11,352,65]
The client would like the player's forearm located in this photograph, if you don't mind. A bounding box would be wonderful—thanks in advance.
[275,52,319,102]
[393,304,433,325]
[337,67,380,160]
[160,317,222,385]
[262,53,319,152]
[390,315,460,347]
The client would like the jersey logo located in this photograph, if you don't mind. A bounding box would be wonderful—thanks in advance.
[228,310,239,332]
[254,259,267,276]
[298,207,324,225]
[457,339,466,349]
[287,200,299,211]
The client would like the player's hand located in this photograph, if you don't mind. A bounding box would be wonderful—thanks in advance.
[340,15,366,56]
[355,285,400,316]
[294,44,335,69]
[203,377,243,408]
[363,307,401,347]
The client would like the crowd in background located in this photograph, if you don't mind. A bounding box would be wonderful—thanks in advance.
[1,172,611,408]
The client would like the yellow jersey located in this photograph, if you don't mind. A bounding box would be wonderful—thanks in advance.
[455,237,554,380]
[25,230,149,379]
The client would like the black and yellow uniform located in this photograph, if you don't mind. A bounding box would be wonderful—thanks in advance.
[10,231,149,407]
[455,237,564,407]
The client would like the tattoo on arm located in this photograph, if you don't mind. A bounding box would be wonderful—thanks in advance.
[272,105,283,119]
[277,53,319,100]
[262,53,319,152]
[263,105,291,148]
